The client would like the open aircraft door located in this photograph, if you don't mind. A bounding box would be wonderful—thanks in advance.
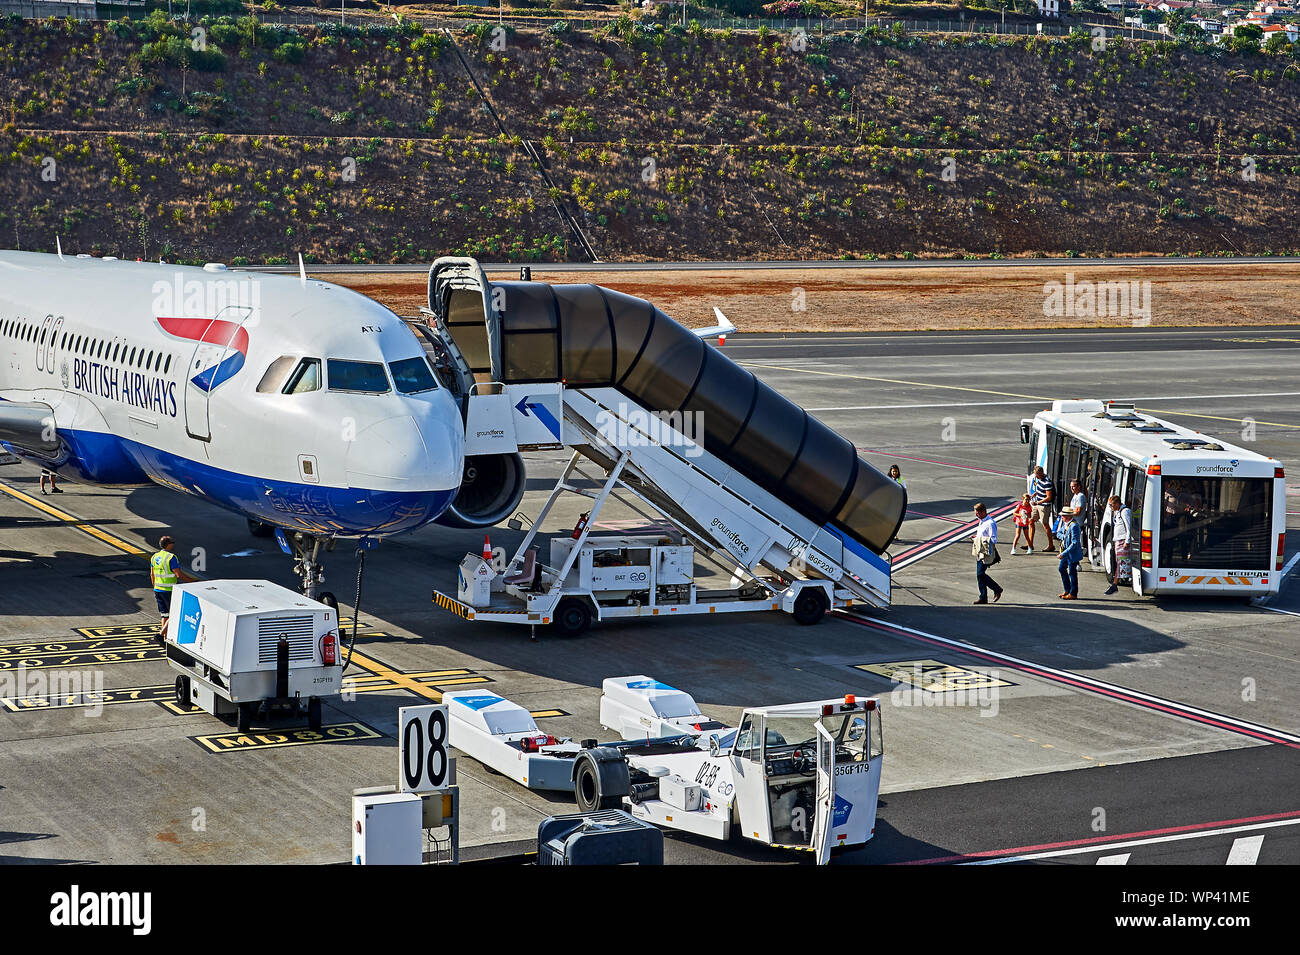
[812,721,836,865]
[182,306,253,442]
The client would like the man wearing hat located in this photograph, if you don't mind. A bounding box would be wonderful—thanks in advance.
[1057,507,1084,600]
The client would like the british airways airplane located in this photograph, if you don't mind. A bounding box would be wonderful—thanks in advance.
[0,251,506,604]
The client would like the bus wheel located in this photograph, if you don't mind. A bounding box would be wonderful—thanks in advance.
[1102,532,1116,585]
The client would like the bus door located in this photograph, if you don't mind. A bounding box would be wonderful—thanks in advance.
[1090,456,1120,565]
[1131,468,1151,596]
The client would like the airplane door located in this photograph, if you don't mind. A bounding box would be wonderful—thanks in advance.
[812,722,836,866]
[34,314,54,373]
[45,316,64,379]
[183,306,253,442]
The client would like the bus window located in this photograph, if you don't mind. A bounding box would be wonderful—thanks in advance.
[1093,456,1119,533]
[1027,428,1040,476]
[1158,477,1273,571]
[1127,467,1146,536]
[1063,438,1080,487]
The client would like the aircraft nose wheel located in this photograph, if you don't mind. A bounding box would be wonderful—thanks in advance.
[318,592,338,613]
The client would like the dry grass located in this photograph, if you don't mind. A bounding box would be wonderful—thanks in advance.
[324,261,1300,332]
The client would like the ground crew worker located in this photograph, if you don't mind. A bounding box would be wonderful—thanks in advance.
[151,535,196,642]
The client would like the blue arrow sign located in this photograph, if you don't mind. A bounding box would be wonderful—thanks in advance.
[515,395,562,441]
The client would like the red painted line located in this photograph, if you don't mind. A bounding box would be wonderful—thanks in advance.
[893,503,1017,565]
[858,448,1025,480]
[894,809,1300,865]
[843,615,1300,750]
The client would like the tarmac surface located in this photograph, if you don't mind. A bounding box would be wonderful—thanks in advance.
[2,325,1297,865]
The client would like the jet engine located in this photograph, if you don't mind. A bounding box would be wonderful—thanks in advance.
[435,452,526,528]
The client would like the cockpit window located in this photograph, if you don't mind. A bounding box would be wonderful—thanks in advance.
[388,356,439,395]
[257,355,299,394]
[283,358,322,394]
[327,359,390,394]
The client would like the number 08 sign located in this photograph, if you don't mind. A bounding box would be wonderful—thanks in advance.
[398,705,450,793]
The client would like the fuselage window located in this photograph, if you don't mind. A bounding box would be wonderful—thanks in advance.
[326,359,390,394]
[129,346,136,366]
[164,354,172,374]
[257,355,298,394]
[282,358,322,394]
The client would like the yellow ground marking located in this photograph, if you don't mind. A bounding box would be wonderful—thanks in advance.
[1139,408,1300,430]
[345,650,445,703]
[0,483,539,712]
[192,722,381,753]
[0,480,146,554]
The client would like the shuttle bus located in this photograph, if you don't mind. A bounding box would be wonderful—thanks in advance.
[1020,400,1286,597]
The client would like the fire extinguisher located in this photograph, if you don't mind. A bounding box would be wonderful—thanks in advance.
[572,512,590,539]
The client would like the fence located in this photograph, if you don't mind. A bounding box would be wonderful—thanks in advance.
[0,1,1166,42]
[0,0,100,18]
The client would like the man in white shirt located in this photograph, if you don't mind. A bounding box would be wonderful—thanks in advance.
[971,502,1003,604]
[1104,494,1133,596]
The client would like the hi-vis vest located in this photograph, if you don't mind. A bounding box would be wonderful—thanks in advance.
[151,550,177,591]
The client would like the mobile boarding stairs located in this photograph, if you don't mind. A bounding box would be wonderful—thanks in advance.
[422,258,904,636]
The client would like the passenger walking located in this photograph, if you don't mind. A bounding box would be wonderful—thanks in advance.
[971,502,1003,605]
[1104,494,1133,596]
[1056,507,1083,600]
[888,464,906,490]
[40,468,62,494]
[151,535,197,644]
[1030,466,1056,552]
[1011,493,1033,554]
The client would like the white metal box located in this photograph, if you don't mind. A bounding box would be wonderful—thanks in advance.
[656,546,694,585]
[351,792,423,865]
[458,554,493,607]
[167,579,341,703]
[659,775,703,812]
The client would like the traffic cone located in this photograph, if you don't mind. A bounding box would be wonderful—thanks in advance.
[717,333,726,346]
[482,535,492,561]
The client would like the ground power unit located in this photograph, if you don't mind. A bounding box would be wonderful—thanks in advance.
[165,579,342,732]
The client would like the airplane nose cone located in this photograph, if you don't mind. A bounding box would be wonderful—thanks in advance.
[345,414,460,491]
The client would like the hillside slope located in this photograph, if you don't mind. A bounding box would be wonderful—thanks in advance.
[1,16,1297,262]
